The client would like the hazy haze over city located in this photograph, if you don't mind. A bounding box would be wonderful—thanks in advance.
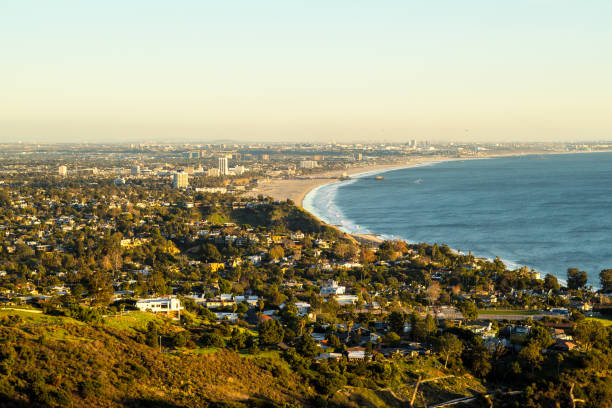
[2,1,611,143]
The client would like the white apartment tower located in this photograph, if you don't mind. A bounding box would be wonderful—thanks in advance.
[218,157,229,176]
[58,166,67,176]
[173,172,189,189]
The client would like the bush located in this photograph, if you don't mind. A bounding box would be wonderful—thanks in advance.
[200,332,226,348]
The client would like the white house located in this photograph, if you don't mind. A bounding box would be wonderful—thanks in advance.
[346,347,366,359]
[321,280,346,296]
[135,296,183,320]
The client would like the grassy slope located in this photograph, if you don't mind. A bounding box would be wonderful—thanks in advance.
[587,316,612,327]
[0,311,311,407]
[478,309,539,315]
[0,310,490,408]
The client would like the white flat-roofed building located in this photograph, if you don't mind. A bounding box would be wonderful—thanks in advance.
[321,280,345,296]
[58,165,67,176]
[299,160,318,169]
[135,296,183,320]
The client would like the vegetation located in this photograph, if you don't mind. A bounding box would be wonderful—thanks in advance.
[0,168,611,407]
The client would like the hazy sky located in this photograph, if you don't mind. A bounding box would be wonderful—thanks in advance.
[2,1,611,143]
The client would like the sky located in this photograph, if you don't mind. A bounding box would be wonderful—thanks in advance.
[1,1,611,144]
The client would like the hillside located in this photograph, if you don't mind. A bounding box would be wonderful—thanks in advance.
[0,310,311,407]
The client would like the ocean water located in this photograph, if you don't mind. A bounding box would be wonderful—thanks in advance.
[303,152,612,287]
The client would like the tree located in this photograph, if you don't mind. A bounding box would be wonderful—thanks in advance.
[295,334,321,358]
[327,333,342,349]
[544,274,560,291]
[85,271,113,306]
[426,282,441,305]
[573,319,608,351]
[437,333,463,369]
[259,319,284,346]
[200,332,225,348]
[0,189,9,206]
[145,322,159,348]
[458,300,478,321]
[410,312,426,341]
[518,341,543,374]
[567,268,588,290]
[424,314,437,338]
[359,248,376,264]
[201,243,222,262]
[383,332,401,346]
[332,241,355,260]
[229,328,247,350]
[269,246,285,260]
[529,325,554,349]
[462,338,491,378]
[388,311,405,335]
[600,269,612,293]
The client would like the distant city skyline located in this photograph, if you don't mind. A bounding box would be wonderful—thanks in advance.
[2,1,611,143]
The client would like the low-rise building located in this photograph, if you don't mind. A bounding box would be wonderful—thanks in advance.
[135,296,183,320]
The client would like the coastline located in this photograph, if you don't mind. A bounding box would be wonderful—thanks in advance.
[245,156,449,208]
[244,156,449,246]
[244,149,612,249]
[247,149,612,211]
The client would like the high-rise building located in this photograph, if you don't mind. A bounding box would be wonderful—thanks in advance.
[58,166,67,176]
[173,172,189,189]
[131,165,140,175]
[299,160,318,169]
[218,157,229,176]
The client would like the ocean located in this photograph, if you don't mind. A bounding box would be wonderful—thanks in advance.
[303,152,612,287]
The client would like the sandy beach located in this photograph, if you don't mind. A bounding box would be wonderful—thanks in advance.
[243,156,449,245]
[244,156,445,208]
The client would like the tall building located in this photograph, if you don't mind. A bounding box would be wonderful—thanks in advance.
[131,165,140,176]
[58,166,67,176]
[218,157,229,176]
[299,160,318,169]
[173,172,189,189]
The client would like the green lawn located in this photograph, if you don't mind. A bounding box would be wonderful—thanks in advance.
[478,309,539,315]
[0,308,84,326]
[586,317,612,327]
[190,347,221,355]
[102,311,164,332]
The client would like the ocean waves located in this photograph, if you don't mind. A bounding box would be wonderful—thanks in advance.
[303,153,612,287]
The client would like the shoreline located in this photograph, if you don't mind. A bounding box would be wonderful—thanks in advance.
[244,149,612,252]
[246,149,612,212]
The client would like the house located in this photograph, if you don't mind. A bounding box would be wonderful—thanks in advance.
[321,280,346,296]
[215,312,238,322]
[346,346,367,360]
[315,352,342,361]
[295,301,311,316]
[552,339,578,351]
[550,308,569,317]
[310,332,327,342]
[135,296,183,320]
